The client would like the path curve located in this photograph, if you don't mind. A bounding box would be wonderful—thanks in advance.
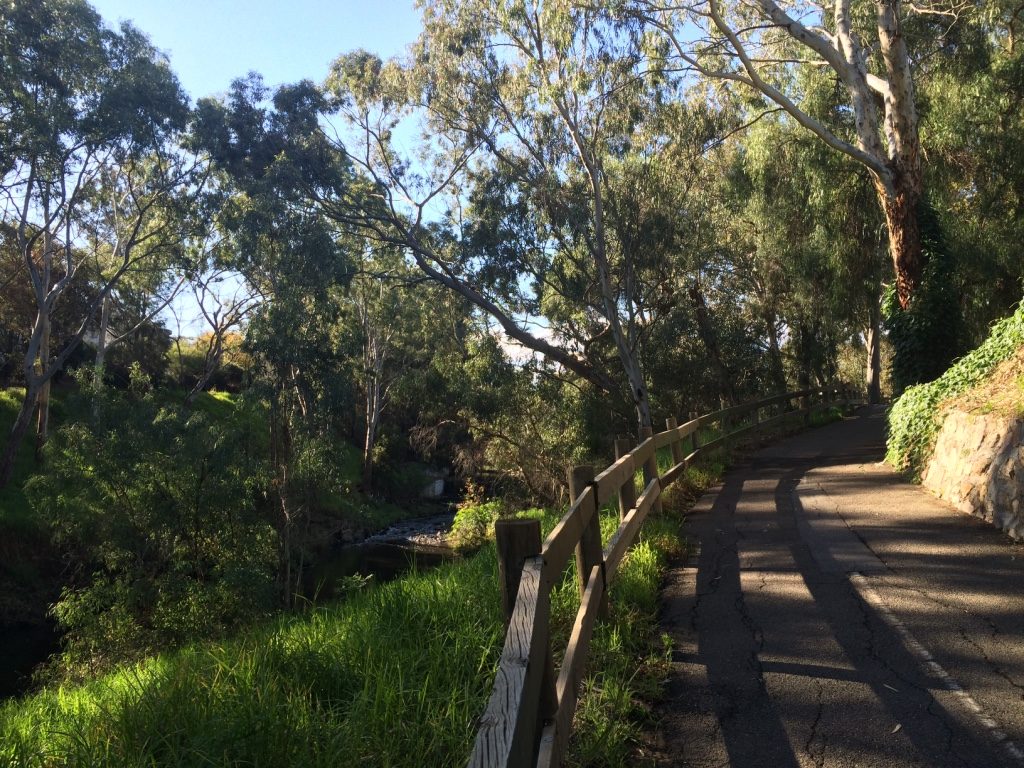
[651,406,1024,767]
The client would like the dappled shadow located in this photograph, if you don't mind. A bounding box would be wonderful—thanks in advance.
[655,408,1024,767]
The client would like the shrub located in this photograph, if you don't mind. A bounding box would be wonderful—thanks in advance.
[26,374,277,678]
[886,299,1024,478]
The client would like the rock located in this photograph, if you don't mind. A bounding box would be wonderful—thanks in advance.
[924,410,1024,541]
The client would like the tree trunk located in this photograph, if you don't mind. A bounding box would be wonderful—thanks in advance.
[94,292,112,376]
[591,228,652,429]
[689,283,739,405]
[876,0,925,310]
[185,335,224,405]
[766,314,788,394]
[35,315,50,460]
[796,323,813,391]
[362,377,381,492]
[866,295,883,404]
[0,385,39,488]
[878,175,924,310]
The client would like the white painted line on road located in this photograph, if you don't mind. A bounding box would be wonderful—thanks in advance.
[850,573,1024,765]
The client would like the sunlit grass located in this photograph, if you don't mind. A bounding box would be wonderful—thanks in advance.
[0,501,683,768]
[1,550,505,767]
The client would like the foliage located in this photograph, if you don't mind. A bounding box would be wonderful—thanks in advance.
[0,498,680,767]
[25,372,276,677]
[0,389,41,533]
[886,300,1024,478]
[447,495,546,552]
[883,208,967,393]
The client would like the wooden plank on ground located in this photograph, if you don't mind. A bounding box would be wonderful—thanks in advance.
[542,486,596,585]
[469,557,551,768]
[536,565,605,768]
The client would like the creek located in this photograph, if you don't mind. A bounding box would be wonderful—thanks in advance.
[0,508,459,701]
[304,508,459,601]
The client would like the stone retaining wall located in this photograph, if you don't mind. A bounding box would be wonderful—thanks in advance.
[922,410,1024,540]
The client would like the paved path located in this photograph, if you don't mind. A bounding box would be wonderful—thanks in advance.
[651,406,1024,767]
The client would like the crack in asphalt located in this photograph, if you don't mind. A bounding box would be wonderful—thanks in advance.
[956,625,1024,700]
[927,695,972,768]
[803,677,826,768]
[653,413,1024,767]
[883,580,1024,701]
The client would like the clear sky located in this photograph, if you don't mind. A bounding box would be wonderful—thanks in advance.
[85,1,427,337]
[89,0,424,100]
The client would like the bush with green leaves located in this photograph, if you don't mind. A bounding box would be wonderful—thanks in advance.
[0,501,678,768]
[887,300,1024,478]
[26,371,277,678]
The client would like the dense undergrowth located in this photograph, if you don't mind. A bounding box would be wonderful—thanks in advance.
[0,490,691,768]
[0,404,842,767]
[886,301,1024,478]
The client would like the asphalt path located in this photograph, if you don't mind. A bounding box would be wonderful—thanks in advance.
[650,406,1024,767]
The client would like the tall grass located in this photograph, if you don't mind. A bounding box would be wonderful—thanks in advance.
[0,500,682,768]
[1,549,504,767]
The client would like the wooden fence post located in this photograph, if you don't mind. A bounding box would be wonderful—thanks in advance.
[638,426,664,515]
[666,417,684,466]
[496,518,542,622]
[690,411,700,452]
[493,517,558,754]
[614,437,636,522]
[569,465,607,618]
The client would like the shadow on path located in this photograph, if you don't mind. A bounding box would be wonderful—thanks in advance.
[652,411,1017,767]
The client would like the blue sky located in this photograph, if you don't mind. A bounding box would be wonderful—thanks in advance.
[90,0,424,100]
[86,2,427,337]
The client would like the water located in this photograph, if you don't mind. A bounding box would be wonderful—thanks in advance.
[304,510,459,601]
[0,621,56,699]
[0,512,459,699]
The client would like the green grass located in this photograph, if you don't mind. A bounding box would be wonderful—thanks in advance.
[1,550,505,767]
[0,395,837,767]
[0,496,683,768]
[887,300,1024,478]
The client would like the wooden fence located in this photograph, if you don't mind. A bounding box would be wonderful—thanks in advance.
[468,384,860,768]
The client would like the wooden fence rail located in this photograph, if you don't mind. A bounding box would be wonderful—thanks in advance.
[469,384,861,768]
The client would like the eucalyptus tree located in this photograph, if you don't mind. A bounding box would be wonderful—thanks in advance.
[325,0,676,429]
[182,268,258,404]
[337,246,450,490]
[722,112,889,400]
[628,0,962,315]
[0,0,195,487]
[193,76,359,603]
